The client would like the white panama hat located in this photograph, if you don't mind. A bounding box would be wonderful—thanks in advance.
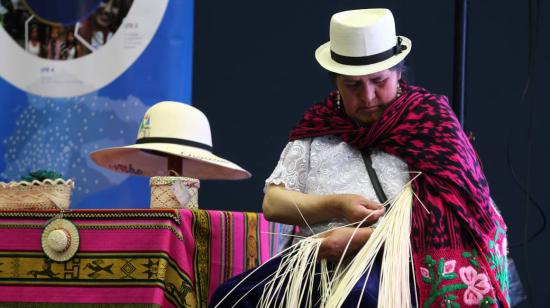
[90,101,251,180]
[315,8,411,76]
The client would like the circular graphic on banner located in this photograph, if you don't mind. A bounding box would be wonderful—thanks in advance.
[0,0,168,97]
[22,0,104,25]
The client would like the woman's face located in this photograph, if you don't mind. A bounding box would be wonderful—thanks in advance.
[95,1,120,28]
[336,69,401,126]
[50,27,59,40]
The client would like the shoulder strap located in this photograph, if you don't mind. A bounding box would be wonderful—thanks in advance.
[361,150,389,205]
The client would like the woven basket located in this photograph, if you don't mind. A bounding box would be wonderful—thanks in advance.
[0,179,75,210]
[150,176,200,209]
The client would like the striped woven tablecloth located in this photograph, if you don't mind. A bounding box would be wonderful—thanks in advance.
[0,209,288,307]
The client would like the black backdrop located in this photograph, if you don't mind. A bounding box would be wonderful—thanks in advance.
[192,1,548,306]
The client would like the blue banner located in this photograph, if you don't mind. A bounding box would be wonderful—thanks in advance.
[0,0,194,208]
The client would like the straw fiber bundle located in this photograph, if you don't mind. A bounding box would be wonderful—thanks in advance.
[215,179,420,308]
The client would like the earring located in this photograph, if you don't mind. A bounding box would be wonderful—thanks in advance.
[336,90,342,109]
[396,84,402,98]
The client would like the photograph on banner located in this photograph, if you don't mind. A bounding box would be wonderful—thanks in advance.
[0,0,133,60]
[0,0,193,208]
[0,0,166,98]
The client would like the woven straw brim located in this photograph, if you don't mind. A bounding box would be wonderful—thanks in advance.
[90,143,251,180]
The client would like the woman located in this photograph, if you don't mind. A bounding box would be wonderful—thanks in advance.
[211,8,509,308]
[26,26,41,57]
[62,30,78,59]
[46,26,64,60]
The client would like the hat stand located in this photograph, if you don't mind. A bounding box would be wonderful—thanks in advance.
[149,155,200,209]
[167,155,183,175]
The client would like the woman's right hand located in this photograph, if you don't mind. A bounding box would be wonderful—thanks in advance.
[337,194,385,225]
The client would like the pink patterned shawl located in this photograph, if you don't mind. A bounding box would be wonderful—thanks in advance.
[289,84,510,307]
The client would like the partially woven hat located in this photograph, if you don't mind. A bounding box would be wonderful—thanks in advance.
[41,218,80,262]
[0,179,74,210]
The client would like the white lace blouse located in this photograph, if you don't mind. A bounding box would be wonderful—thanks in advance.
[265,135,410,237]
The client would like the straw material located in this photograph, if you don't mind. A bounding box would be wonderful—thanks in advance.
[0,179,74,210]
[149,176,199,209]
[41,218,80,262]
[324,183,414,308]
[217,181,417,308]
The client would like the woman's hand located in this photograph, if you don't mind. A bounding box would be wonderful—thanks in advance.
[338,194,385,225]
[318,227,374,262]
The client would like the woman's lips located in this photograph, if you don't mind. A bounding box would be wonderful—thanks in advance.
[358,106,380,112]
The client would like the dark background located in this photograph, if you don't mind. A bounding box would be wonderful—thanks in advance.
[192,1,548,307]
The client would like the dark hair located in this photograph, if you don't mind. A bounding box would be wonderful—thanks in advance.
[328,60,408,83]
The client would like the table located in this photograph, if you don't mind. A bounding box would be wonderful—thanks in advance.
[0,209,288,307]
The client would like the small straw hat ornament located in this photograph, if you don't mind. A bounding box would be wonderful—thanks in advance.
[41,218,80,262]
[315,8,411,76]
[90,101,251,180]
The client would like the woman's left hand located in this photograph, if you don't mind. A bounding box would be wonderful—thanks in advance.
[318,227,374,262]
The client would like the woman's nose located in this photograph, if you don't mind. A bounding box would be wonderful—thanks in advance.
[359,83,376,105]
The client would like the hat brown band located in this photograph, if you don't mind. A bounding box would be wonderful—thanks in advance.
[330,37,407,66]
[136,137,213,151]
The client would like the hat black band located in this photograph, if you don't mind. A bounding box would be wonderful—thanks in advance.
[136,137,212,151]
[330,37,407,66]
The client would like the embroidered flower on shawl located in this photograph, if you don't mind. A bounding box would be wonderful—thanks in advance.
[459,266,491,305]
[420,267,430,279]
[443,260,456,275]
